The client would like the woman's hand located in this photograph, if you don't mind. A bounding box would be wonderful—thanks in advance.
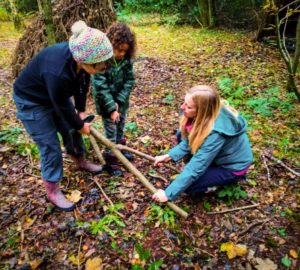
[78,112,87,120]
[110,111,120,123]
[154,154,171,166]
[152,189,168,203]
[79,123,91,135]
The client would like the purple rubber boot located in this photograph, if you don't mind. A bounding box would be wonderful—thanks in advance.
[71,155,103,173]
[44,180,75,211]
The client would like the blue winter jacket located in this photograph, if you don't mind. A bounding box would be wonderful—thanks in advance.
[13,42,89,130]
[165,107,253,200]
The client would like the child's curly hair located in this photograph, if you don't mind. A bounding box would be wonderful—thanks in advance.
[106,23,136,59]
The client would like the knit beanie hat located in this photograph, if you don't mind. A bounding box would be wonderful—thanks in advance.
[69,20,113,64]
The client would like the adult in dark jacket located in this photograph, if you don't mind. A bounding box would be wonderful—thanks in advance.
[13,21,113,211]
[152,85,253,202]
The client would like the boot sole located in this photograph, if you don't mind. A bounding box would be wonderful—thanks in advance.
[55,204,76,212]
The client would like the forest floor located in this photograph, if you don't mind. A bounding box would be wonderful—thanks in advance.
[0,20,299,270]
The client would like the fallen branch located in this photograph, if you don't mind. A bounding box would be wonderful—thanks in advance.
[116,144,180,174]
[237,218,270,237]
[208,203,259,215]
[89,135,106,165]
[261,153,271,181]
[77,233,83,270]
[90,127,188,218]
[148,173,169,183]
[264,151,300,177]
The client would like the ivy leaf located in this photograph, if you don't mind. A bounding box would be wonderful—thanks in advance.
[255,257,278,270]
[281,255,292,267]
[66,190,82,203]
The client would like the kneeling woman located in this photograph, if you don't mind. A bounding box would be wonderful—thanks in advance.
[152,85,253,202]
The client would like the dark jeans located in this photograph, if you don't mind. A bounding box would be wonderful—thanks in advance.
[176,129,246,194]
[13,93,85,182]
[185,165,246,195]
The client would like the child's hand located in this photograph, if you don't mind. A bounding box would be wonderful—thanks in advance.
[79,123,91,135]
[110,111,120,123]
[154,154,171,166]
[78,112,87,120]
[152,189,168,202]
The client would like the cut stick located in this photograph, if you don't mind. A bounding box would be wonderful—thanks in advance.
[90,127,188,218]
[116,144,180,174]
[207,203,259,215]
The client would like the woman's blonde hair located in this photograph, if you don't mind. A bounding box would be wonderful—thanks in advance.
[180,85,238,154]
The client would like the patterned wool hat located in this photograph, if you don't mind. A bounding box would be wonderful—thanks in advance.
[69,20,113,64]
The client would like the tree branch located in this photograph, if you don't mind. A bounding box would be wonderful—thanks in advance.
[90,127,188,218]
[264,151,300,177]
[116,144,180,173]
[208,203,259,215]
[89,135,106,165]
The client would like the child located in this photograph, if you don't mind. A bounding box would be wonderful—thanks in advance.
[92,23,136,176]
[13,21,113,211]
[152,85,253,202]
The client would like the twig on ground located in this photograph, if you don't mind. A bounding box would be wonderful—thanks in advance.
[237,218,270,238]
[208,203,260,215]
[264,151,300,177]
[91,177,125,219]
[116,144,180,174]
[148,173,169,183]
[261,153,271,181]
[77,233,83,270]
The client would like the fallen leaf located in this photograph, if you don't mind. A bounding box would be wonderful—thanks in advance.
[220,242,247,259]
[68,253,85,266]
[85,257,103,270]
[66,190,82,203]
[289,249,298,259]
[23,216,35,229]
[171,174,179,180]
[0,146,11,152]
[255,257,277,270]
[140,135,151,144]
[30,259,43,270]
[85,248,96,258]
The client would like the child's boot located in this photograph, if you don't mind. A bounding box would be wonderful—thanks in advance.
[119,138,134,161]
[70,155,103,174]
[43,180,75,211]
[103,151,123,176]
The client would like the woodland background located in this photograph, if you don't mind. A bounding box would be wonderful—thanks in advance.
[0,0,299,269]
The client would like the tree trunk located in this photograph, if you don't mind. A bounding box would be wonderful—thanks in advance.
[198,0,209,27]
[8,0,22,30]
[40,0,56,45]
[208,0,214,27]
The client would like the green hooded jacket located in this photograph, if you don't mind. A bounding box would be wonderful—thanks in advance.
[165,107,253,201]
[91,58,135,116]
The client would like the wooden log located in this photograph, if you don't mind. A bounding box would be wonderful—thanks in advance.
[90,127,188,218]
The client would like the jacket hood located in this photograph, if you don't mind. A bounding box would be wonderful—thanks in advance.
[213,107,247,136]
